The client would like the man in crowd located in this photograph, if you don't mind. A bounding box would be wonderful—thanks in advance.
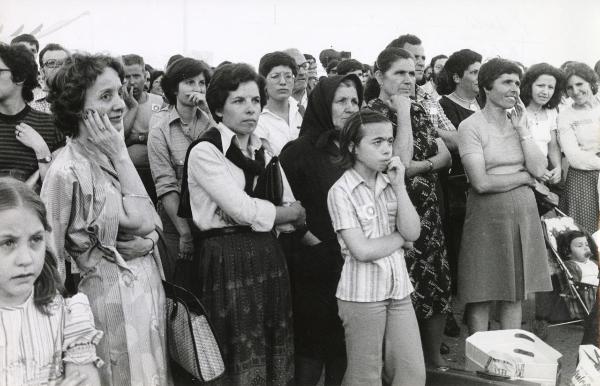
[31,43,70,113]
[284,48,309,115]
[0,44,63,188]
[121,54,164,203]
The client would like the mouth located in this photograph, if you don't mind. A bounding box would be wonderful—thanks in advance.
[242,119,257,124]
[12,273,35,280]
[109,115,123,123]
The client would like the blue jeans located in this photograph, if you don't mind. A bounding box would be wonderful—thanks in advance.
[337,296,425,386]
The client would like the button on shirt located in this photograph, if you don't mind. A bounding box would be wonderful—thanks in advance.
[327,168,414,302]
[254,97,303,155]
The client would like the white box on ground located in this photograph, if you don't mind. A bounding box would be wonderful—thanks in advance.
[466,329,562,386]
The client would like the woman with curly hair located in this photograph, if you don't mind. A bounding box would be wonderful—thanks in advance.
[41,53,170,385]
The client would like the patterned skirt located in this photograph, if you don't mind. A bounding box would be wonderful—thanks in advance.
[559,168,599,234]
[191,231,294,386]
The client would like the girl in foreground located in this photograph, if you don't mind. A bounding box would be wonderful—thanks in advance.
[0,177,102,385]
[327,110,425,386]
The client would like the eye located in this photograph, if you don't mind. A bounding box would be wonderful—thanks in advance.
[101,93,112,101]
[0,238,16,249]
[252,97,261,104]
[31,234,44,244]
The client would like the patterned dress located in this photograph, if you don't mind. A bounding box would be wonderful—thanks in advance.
[41,140,171,386]
[368,99,451,319]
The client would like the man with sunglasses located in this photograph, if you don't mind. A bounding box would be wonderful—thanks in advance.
[31,43,69,113]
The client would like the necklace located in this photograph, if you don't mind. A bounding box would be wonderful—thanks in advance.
[527,105,544,126]
[451,92,479,111]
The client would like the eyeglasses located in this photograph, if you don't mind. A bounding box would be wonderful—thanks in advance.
[267,72,295,83]
[0,68,11,74]
[43,60,65,69]
[297,63,309,71]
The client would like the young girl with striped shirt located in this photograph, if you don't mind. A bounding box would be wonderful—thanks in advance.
[327,110,425,386]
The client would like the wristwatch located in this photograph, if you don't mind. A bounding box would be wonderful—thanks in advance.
[37,155,52,163]
[425,159,434,171]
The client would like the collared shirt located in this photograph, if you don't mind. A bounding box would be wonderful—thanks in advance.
[255,96,303,155]
[420,80,441,101]
[416,84,456,132]
[147,105,211,198]
[327,168,414,302]
[187,122,295,232]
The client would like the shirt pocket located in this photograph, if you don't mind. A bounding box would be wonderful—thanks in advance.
[356,204,377,235]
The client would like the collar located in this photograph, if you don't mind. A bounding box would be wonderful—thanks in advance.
[216,122,262,156]
[416,85,430,102]
[260,96,300,122]
[347,168,391,197]
[0,104,31,122]
[167,105,205,125]
[0,290,34,311]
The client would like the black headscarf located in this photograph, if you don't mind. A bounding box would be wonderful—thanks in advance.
[299,74,363,147]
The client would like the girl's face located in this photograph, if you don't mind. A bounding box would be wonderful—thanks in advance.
[82,67,126,133]
[566,75,593,106]
[570,236,592,263]
[218,81,261,136]
[353,121,394,172]
[530,74,557,107]
[331,83,359,131]
[0,207,46,307]
[378,58,415,99]
[176,73,207,107]
[265,65,294,102]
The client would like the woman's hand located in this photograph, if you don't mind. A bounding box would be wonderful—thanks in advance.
[15,123,51,157]
[388,94,412,117]
[178,233,194,260]
[387,156,406,187]
[289,201,306,227]
[508,98,528,133]
[83,110,127,161]
[187,91,207,107]
[116,235,154,260]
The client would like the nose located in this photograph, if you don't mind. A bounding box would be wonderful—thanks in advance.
[114,94,127,111]
[15,242,35,267]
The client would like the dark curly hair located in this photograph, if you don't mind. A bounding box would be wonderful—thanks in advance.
[436,49,482,96]
[206,63,265,123]
[564,62,599,96]
[0,177,64,315]
[520,63,564,110]
[160,57,212,106]
[0,44,39,102]
[557,229,598,262]
[47,53,124,137]
[478,58,523,106]
[258,51,298,78]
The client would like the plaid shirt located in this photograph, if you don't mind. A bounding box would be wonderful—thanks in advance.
[416,85,456,132]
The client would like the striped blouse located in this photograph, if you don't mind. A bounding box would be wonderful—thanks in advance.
[0,292,103,386]
[327,168,414,302]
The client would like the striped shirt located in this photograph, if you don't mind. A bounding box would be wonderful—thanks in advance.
[0,292,103,386]
[0,105,64,181]
[327,168,413,302]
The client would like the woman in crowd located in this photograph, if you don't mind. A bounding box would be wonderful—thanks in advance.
[0,177,102,386]
[520,63,564,186]
[327,110,425,386]
[41,53,170,385]
[149,69,164,97]
[367,47,452,367]
[279,74,362,385]
[180,63,305,385]
[458,58,551,334]
[147,58,213,279]
[558,62,600,234]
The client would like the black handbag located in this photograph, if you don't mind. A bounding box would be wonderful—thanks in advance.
[163,280,226,383]
[253,155,284,205]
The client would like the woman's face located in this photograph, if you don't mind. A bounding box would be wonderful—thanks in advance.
[176,73,207,107]
[331,83,359,131]
[218,81,261,136]
[566,75,593,106]
[150,75,164,96]
[530,74,557,107]
[0,206,46,307]
[457,62,481,97]
[353,121,394,172]
[265,65,294,102]
[379,58,415,99]
[485,73,520,109]
[82,67,126,133]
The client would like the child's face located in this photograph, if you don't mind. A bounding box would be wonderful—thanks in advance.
[353,122,394,172]
[0,206,46,307]
[570,236,592,263]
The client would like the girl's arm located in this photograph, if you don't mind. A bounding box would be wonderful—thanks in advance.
[338,228,406,262]
[511,101,547,178]
[61,363,101,386]
[546,130,562,184]
[388,157,420,241]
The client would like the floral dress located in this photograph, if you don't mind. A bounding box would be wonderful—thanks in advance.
[368,99,451,319]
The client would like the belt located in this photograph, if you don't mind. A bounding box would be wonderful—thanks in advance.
[196,225,252,240]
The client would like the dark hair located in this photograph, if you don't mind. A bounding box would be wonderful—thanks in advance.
[144,63,154,73]
[304,53,315,62]
[478,58,523,106]
[47,53,124,137]
[160,57,212,105]
[206,63,266,123]
[364,47,415,103]
[166,54,184,68]
[258,51,298,78]
[121,53,145,68]
[326,60,340,74]
[149,70,164,89]
[319,48,341,67]
[430,54,448,70]
[436,49,482,95]
[10,34,39,52]
[520,63,565,109]
[0,44,39,102]
[564,62,599,95]
[386,34,422,49]
[338,109,392,169]
[557,230,598,262]
[39,43,70,68]
[0,177,64,314]
[336,59,363,76]
[594,59,600,78]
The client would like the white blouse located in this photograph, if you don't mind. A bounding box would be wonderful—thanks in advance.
[527,108,558,158]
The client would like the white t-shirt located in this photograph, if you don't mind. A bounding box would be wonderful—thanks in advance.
[254,97,303,155]
[575,259,599,286]
[527,108,558,158]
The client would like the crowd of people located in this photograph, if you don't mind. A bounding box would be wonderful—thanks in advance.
[1,30,599,386]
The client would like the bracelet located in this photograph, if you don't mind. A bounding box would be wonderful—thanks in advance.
[122,193,151,200]
[520,135,534,142]
[143,236,155,254]
[424,159,434,172]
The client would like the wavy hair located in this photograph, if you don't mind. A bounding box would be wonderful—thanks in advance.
[520,63,564,110]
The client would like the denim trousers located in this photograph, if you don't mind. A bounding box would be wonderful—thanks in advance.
[337,296,425,386]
